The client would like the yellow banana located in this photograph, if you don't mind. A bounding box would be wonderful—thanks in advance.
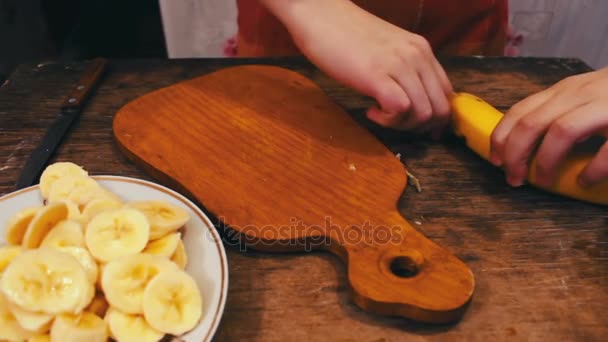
[84,208,150,263]
[170,239,188,270]
[50,312,108,342]
[5,207,41,245]
[39,162,88,200]
[143,232,181,257]
[142,269,203,336]
[125,200,190,240]
[40,220,84,249]
[1,248,94,315]
[101,253,178,314]
[450,92,608,206]
[8,302,54,334]
[22,202,69,249]
[0,291,36,341]
[0,245,22,276]
[105,307,164,342]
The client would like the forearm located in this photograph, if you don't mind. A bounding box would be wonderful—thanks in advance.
[259,0,368,50]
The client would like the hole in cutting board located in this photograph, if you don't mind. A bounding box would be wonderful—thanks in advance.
[389,256,419,278]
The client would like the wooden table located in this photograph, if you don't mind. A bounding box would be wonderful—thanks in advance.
[1,57,606,341]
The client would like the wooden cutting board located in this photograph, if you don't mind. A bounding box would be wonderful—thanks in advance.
[113,65,474,324]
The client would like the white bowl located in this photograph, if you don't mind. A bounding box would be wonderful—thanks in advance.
[0,175,228,342]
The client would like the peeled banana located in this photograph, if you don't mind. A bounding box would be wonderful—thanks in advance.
[105,307,164,342]
[143,232,181,257]
[0,291,35,341]
[47,175,100,206]
[85,208,150,263]
[62,199,84,223]
[81,197,123,225]
[57,246,99,285]
[1,248,94,315]
[0,245,22,276]
[8,301,54,333]
[40,219,84,249]
[450,92,608,205]
[50,312,108,342]
[1,162,205,340]
[125,200,190,239]
[171,239,188,269]
[39,162,88,200]
[143,269,203,336]
[5,206,40,245]
[21,202,69,249]
[101,253,178,314]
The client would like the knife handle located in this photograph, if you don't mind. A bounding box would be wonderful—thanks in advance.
[61,58,108,111]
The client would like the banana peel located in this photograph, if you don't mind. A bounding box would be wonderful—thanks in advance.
[450,92,608,206]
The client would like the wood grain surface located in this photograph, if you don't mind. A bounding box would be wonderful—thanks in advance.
[0,57,606,341]
[113,64,474,323]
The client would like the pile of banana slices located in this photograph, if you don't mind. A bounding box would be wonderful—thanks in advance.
[0,162,203,342]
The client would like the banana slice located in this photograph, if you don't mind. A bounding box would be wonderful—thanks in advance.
[66,184,109,210]
[143,232,181,257]
[40,220,84,249]
[0,291,36,340]
[50,312,108,342]
[105,307,164,342]
[57,247,99,285]
[101,253,178,314]
[86,294,109,318]
[85,208,150,263]
[22,202,69,249]
[28,334,51,342]
[125,200,189,239]
[143,269,203,335]
[81,196,124,225]
[47,175,99,206]
[39,162,88,200]
[5,206,40,245]
[0,245,22,276]
[8,301,54,333]
[1,248,93,315]
[60,199,84,222]
[170,239,188,270]
[78,275,97,314]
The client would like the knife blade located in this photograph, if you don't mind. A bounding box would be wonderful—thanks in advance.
[14,57,108,190]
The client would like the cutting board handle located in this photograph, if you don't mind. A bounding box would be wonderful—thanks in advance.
[331,211,474,323]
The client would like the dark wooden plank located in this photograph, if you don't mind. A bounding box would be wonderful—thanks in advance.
[0,57,605,341]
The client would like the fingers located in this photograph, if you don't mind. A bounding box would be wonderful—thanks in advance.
[417,62,451,138]
[390,67,433,130]
[366,77,411,127]
[366,106,404,127]
[500,95,592,186]
[579,141,608,187]
[490,88,554,166]
[364,34,453,134]
[533,102,608,187]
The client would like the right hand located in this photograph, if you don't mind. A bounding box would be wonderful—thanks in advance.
[262,0,453,137]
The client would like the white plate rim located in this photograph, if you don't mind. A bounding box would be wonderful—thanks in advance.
[0,175,229,342]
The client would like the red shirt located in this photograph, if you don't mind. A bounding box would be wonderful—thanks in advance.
[235,0,509,57]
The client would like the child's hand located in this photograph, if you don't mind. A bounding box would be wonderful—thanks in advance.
[261,0,453,137]
[490,67,608,188]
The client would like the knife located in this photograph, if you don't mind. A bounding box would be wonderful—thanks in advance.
[14,57,108,190]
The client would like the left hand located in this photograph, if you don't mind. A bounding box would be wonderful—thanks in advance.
[489,66,608,188]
